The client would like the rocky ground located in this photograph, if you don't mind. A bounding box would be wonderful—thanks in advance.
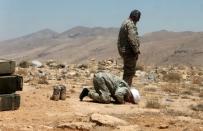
[0,59,203,131]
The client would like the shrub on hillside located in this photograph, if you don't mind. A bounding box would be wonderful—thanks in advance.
[146,98,162,109]
[190,103,203,111]
[163,72,182,83]
[192,76,203,85]
[135,64,145,71]
[161,83,181,94]
[18,60,31,68]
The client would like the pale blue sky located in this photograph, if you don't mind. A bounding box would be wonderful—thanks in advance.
[0,0,203,40]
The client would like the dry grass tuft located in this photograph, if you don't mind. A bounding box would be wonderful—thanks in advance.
[135,64,145,71]
[189,86,201,93]
[163,72,182,82]
[181,90,193,95]
[192,76,203,85]
[161,83,181,94]
[144,86,157,92]
[146,97,162,109]
[18,60,30,68]
[16,68,28,76]
[163,109,189,117]
[38,76,49,84]
[198,71,203,76]
[190,103,203,111]
[69,88,76,93]
[199,91,203,98]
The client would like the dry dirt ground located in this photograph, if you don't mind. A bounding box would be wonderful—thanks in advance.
[0,60,203,131]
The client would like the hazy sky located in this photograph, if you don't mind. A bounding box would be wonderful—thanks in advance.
[0,0,203,40]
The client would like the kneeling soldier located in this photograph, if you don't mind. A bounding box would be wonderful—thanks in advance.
[79,72,140,104]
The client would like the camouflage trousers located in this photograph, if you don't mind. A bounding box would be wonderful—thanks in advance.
[123,54,139,86]
[88,74,111,104]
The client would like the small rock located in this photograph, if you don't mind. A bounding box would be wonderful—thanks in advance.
[57,63,66,68]
[67,71,78,78]
[57,122,95,130]
[107,59,114,65]
[90,58,95,61]
[49,63,58,68]
[177,116,202,123]
[24,77,32,83]
[38,125,53,130]
[90,113,128,127]
[182,74,188,80]
[89,73,94,79]
[20,125,34,131]
[46,60,65,69]
[158,124,169,129]
[165,98,174,102]
[38,76,49,84]
[114,125,141,131]
[147,71,157,82]
[135,70,146,77]
[77,64,88,69]
[144,124,151,127]
[46,59,55,66]
[190,103,203,111]
[31,60,43,68]
[61,69,68,74]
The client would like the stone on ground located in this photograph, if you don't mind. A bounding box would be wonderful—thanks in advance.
[90,113,128,127]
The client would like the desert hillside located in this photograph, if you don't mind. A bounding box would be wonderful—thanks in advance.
[0,27,203,66]
[140,30,203,66]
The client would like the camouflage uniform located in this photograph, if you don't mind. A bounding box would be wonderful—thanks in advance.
[117,18,140,86]
[88,72,131,104]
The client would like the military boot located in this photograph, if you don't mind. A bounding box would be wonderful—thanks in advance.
[79,88,89,101]
[59,85,66,100]
[50,86,61,101]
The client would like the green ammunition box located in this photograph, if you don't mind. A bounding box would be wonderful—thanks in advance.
[0,59,16,75]
[0,93,20,111]
[0,75,23,94]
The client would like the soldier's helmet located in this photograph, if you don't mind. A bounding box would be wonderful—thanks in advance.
[130,88,140,104]
[130,9,141,20]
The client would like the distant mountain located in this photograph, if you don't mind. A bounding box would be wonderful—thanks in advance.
[0,29,60,59]
[0,29,58,44]
[0,26,119,63]
[141,30,195,42]
[21,29,59,40]
[140,30,203,66]
[0,27,203,66]
[59,26,118,38]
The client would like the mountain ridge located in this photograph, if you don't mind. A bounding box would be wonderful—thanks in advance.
[0,26,203,66]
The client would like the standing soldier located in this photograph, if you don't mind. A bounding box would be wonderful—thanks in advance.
[117,9,141,86]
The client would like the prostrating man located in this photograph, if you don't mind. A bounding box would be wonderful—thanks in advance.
[79,72,140,104]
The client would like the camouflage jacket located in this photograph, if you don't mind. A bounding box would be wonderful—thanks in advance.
[91,72,131,104]
[117,18,140,57]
